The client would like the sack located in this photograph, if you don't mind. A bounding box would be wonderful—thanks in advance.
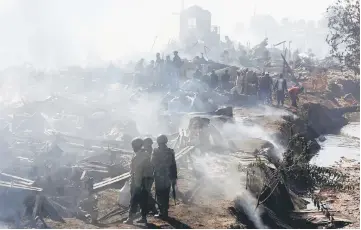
[118,181,131,207]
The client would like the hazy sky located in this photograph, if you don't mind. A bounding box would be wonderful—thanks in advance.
[0,0,334,69]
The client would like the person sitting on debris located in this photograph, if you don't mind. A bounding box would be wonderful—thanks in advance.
[259,72,273,104]
[143,137,158,214]
[124,138,151,224]
[151,135,177,220]
[274,73,287,106]
[288,85,304,108]
[221,69,231,90]
[209,69,219,89]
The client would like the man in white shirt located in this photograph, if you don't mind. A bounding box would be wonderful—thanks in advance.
[274,74,287,106]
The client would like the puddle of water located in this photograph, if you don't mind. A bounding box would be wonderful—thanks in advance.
[311,122,360,167]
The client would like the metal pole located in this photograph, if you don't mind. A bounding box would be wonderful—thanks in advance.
[288,41,292,62]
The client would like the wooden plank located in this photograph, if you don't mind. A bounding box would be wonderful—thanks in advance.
[281,54,298,84]
[290,210,338,214]
[80,171,87,181]
[0,172,34,185]
[0,180,43,191]
[290,211,353,224]
[93,146,196,192]
[92,172,130,192]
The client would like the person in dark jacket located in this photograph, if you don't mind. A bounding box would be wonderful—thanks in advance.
[124,138,151,224]
[172,51,183,87]
[151,134,177,219]
[155,53,163,66]
[258,73,273,104]
[209,70,219,89]
[143,137,157,214]
[274,74,287,106]
[172,51,182,68]
[193,68,202,80]
[221,69,231,90]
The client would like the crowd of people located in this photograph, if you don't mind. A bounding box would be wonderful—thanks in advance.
[134,51,184,88]
[134,51,304,108]
[123,52,307,225]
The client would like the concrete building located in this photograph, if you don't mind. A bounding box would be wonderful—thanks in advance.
[179,5,220,48]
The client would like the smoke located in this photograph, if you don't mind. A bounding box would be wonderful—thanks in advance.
[178,104,292,227]
[220,105,294,160]
[0,0,180,69]
[0,0,332,70]
[189,152,268,228]
[234,190,268,229]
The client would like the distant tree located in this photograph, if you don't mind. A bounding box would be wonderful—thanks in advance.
[326,0,360,74]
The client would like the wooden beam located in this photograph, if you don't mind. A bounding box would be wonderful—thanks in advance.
[92,146,196,192]
[280,53,298,84]
[0,180,42,191]
[0,172,34,186]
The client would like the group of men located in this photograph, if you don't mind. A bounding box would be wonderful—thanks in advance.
[237,70,304,107]
[138,51,303,107]
[124,134,177,224]
[136,51,184,88]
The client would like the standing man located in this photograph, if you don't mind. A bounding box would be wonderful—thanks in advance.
[151,135,177,220]
[172,51,183,89]
[124,138,151,224]
[245,69,253,95]
[164,55,173,87]
[274,74,287,106]
[155,53,163,66]
[143,137,158,214]
[209,69,219,89]
[155,53,164,85]
[258,72,273,104]
[173,51,183,76]
[221,69,231,90]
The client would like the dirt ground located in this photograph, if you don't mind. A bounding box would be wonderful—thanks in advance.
[46,110,277,229]
[317,157,360,229]
[45,91,359,229]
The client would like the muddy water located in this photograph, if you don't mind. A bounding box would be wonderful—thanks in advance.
[311,122,360,167]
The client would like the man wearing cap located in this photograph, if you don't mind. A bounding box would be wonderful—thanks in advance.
[151,134,177,219]
[124,138,151,224]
